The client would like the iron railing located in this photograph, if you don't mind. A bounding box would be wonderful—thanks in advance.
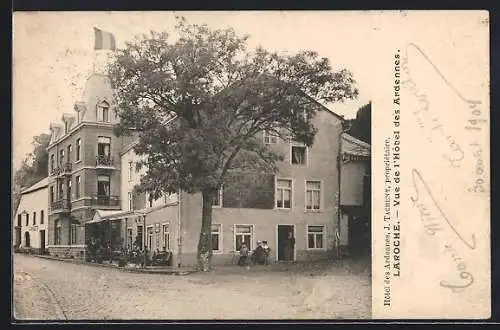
[91,195,120,207]
[51,199,70,212]
[96,155,113,167]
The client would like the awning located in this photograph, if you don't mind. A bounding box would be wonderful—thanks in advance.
[85,218,105,225]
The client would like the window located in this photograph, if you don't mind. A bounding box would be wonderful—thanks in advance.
[211,224,222,252]
[128,192,133,211]
[50,154,55,171]
[128,162,133,181]
[235,225,253,252]
[97,136,111,158]
[307,225,325,249]
[55,220,61,245]
[147,227,153,250]
[75,176,81,199]
[17,214,21,227]
[67,145,72,164]
[59,149,65,166]
[25,213,29,226]
[97,175,110,196]
[263,130,278,144]
[71,224,77,244]
[136,225,143,248]
[65,122,69,134]
[76,138,81,161]
[58,181,64,200]
[291,146,307,165]
[33,212,36,225]
[212,187,223,207]
[306,181,321,210]
[67,180,72,201]
[163,224,170,250]
[127,228,133,249]
[276,179,292,209]
[40,210,44,225]
[49,186,54,204]
[97,103,110,122]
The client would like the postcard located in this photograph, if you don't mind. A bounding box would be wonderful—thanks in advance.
[12,10,490,320]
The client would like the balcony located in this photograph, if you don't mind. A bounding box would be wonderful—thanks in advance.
[50,163,72,177]
[91,195,120,208]
[95,155,114,168]
[51,199,71,213]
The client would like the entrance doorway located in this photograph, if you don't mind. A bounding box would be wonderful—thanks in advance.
[347,214,371,258]
[40,230,46,252]
[277,225,295,262]
[24,232,31,248]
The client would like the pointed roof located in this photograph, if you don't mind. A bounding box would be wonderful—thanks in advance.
[20,177,49,194]
[342,133,370,157]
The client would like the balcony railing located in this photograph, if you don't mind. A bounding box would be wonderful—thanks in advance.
[96,155,113,167]
[51,199,70,212]
[50,163,72,176]
[91,195,120,207]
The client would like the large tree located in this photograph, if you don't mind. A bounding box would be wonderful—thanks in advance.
[13,133,51,214]
[108,17,358,271]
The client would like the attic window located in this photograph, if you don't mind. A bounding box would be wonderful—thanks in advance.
[97,102,110,123]
[64,121,69,134]
[291,146,307,165]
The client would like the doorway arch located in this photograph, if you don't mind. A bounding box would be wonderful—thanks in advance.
[24,232,31,248]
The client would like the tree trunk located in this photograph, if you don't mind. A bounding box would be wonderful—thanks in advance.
[197,189,215,271]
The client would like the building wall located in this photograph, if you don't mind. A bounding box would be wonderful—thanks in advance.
[177,109,345,266]
[14,187,49,251]
[120,147,178,212]
[340,160,369,206]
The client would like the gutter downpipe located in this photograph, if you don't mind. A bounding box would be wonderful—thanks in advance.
[337,122,349,259]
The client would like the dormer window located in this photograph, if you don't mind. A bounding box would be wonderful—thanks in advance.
[97,101,110,123]
[64,122,69,134]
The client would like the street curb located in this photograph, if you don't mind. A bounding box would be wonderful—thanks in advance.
[26,254,198,276]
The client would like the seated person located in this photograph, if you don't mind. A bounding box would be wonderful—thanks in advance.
[252,241,266,265]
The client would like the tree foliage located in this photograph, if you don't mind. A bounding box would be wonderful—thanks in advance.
[13,133,51,214]
[108,17,359,270]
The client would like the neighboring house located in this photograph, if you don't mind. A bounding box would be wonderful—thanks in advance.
[92,101,372,267]
[45,73,135,258]
[13,177,49,253]
[340,133,371,256]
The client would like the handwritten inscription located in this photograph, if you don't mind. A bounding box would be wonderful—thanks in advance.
[401,42,486,295]
[410,168,476,292]
[440,244,474,292]
[400,43,481,168]
[469,142,487,194]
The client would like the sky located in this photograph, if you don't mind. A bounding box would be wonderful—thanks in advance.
[13,11,380,171]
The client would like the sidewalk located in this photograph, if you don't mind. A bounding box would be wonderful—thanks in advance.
[28,254,198,275]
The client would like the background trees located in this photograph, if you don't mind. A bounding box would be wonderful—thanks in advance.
[347,102,371,144]
[108,17,359,271]
[13,133,51,214]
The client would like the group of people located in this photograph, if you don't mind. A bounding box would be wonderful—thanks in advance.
[238,240,271,267]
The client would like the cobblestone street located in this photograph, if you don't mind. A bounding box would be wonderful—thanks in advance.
[13,253,371,320]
